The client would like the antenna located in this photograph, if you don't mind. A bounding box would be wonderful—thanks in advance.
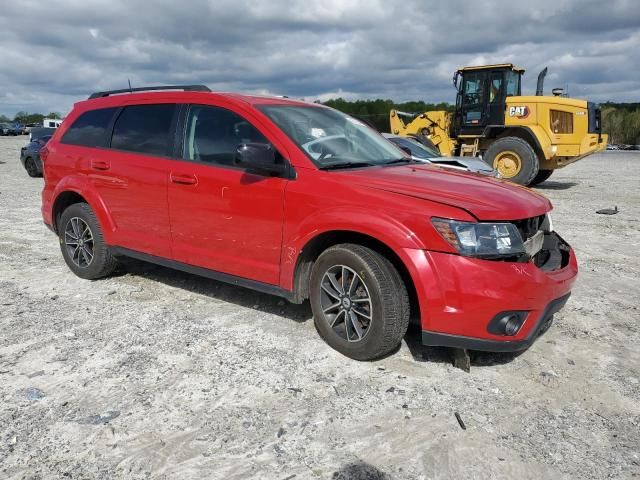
[128,79,133,93]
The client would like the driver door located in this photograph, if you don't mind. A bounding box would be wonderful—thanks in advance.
[166,104,290,285]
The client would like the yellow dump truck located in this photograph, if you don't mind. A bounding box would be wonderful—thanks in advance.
[390,64,607,185]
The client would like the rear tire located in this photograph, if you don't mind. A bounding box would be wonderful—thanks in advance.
[59,203,117,280]
[485,137,539,186]
[530,169,553,186]
[309,244,410,361]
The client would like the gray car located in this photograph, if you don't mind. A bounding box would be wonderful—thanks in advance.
[383,133,498,177]
[0,123,16,136]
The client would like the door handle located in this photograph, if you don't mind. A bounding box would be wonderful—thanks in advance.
[170,173,198,185]
[91,160,110,170]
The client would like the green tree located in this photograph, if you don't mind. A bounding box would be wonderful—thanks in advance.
[602,103,640,145]
[12,112,46,125]
[323,98,454,132]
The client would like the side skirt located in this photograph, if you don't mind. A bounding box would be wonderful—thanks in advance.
[111,246,295,302]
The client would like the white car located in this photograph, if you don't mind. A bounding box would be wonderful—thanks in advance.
[383,133,498,177]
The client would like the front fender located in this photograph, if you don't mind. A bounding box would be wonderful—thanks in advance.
[51,175,116,243]
[280,206,428,291]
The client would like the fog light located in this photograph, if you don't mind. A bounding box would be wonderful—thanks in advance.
[487,311,527,336]
[504,315,522,336]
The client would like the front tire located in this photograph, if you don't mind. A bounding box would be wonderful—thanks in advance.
[485,137,539,186]
[24,157,41,177]
[530,169,553,186]
[309,244,410,361]
[59,203,117,279]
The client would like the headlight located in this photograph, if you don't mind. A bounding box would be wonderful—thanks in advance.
[432,218,525,258]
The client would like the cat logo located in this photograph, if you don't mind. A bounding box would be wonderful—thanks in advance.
[508,106,530,119]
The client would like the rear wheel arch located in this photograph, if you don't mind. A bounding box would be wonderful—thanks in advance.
[485,126,546,162]
[291,230,421,324]
[52,188,114,240]
[52,191,89,234]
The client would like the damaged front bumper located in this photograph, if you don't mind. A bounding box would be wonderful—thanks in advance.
[411,231,578,352]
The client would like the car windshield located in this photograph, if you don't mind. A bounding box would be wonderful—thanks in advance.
[390,136,441,159]
[258,105,407,169]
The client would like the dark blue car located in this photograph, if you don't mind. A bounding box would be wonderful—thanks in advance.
[20,135,51,177]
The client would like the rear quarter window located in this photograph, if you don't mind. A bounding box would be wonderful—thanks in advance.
[110,104,176,157]
[60,107,118,147]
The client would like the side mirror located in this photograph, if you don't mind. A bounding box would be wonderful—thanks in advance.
[234,142,286,176]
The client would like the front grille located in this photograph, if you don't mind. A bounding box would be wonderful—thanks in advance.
[512,215,545,242]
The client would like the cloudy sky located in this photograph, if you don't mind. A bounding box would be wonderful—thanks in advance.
[1,0,639,117]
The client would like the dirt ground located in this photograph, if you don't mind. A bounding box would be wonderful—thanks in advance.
[0,134,638,480]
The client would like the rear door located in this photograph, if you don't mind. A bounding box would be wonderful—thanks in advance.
[91,103,177,257]
[166,103,289,285]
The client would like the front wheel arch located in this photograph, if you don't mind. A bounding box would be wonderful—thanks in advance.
[291,230,421,324]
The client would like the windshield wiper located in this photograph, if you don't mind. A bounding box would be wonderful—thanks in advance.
[318,161,376,171]
[382,158,417,166]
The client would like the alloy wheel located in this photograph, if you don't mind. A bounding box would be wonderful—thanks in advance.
[64,217,95,268]
[320,265,373,342]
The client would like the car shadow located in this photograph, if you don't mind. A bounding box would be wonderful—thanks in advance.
[113,258,523,367]
[114,257,312,323]
[404,325,522,367]
[532,181,578,190]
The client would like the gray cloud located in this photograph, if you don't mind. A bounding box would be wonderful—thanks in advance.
[0,0,638,117]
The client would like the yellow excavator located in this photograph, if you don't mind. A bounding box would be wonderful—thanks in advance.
[390,64,607,185]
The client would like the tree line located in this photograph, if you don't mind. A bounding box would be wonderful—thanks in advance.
[601,103,640,145]
[324,99,640,145]
[323,98,452,132]
[0,111,62,125]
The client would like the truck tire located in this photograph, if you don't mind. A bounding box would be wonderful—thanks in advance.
[59,203,118,280]
[530,169,553,186]
[485,137,539,186]
[309,244,410,361]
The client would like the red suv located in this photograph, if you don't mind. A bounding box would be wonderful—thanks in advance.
[41,85,577,360]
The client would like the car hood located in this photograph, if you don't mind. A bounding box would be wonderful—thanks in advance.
[337,164,551,220]
[427,156,496,174]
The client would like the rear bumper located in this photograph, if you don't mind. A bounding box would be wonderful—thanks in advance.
[401,233,578,352]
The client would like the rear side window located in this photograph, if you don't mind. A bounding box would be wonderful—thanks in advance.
[111,104,176,156]
[60,107,117,147]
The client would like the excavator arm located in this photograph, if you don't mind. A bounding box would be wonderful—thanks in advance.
[389,109,457,156]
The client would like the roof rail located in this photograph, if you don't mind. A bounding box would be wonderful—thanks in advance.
[88,84,211,99]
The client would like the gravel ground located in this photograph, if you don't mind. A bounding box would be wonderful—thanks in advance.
[0,135,638,480]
